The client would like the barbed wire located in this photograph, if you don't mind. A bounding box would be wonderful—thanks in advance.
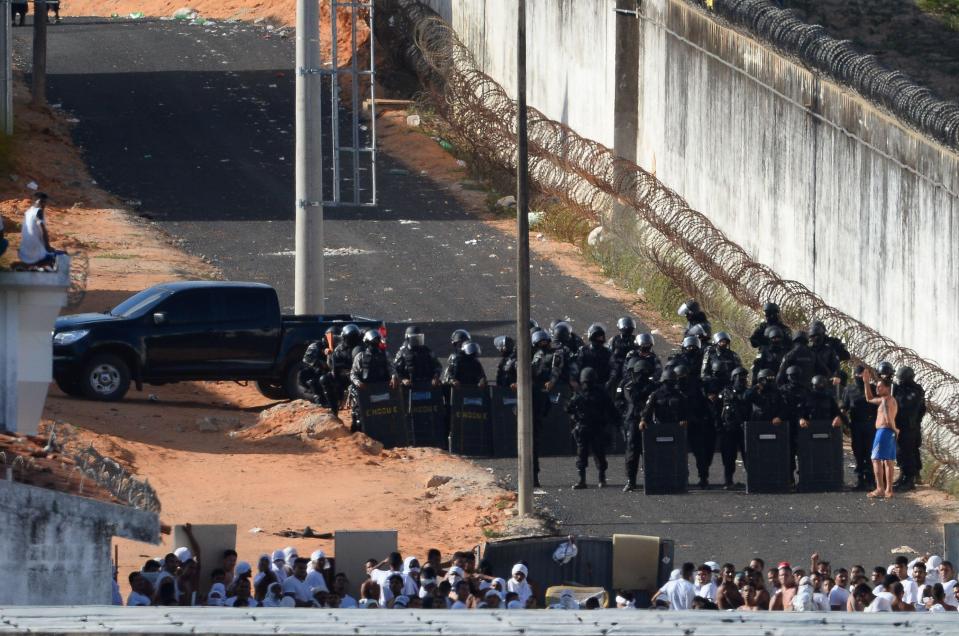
[73,445,161,513]
[373,0,959,481]
[688,0,959,151]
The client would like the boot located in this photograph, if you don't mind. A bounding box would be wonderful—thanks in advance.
[893,475,905,488]
[897,475,916,491]
[623,480,635,493]
[533,476,541,488]
[855,474,867,491]
[598,471,607,488]
[572,470,587,490]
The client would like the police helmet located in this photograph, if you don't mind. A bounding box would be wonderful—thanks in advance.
[363,329,382,345]
[678,299,702,317]
[405,325,425,348]
[462,342,481,356]
[673,365,690,380]
[763,302,780,319]
[765,325,785,341]
[877,361,895,377]
[629,357,654,376]
[341,323,362,347]
[896,366,915,383]
[660,368,676,383]
[637,333,655,348]
[494,335,515,355]
[687,324,708,338]
[785,365,803,380]
[303,342,322,365]
[531,329,551,347]
[710,360,726,374]
[587,323,606,342]
[808,321,827,337]
[450,329,471,346]
[580,367,597,385]
[811,375,829,391]
[617,316,636,333]
[756,368,775,383]
[731,367,748,380]
[713,331,731,346]
[792,330,808,344]
[551,321,572,342]
[682,336,700,350]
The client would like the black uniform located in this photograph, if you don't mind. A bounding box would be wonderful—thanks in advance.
[566,379,620,482]
[749,318,791,349]
[394,343,442,385]
[548,341,580,388]
[622,362,658,488]
[702,347,742,390]
[607,333,637,393]
[894,380,926,483]
[681,377,713,486]
[683,312,712,340]
[349,344,396,427]
[745,383,787,424]
[319,341,355,414]
[530,345,558,481]
[668,349,705,383]
[443,352,487,386]
[719,380,750,485]
[496,351,517,388]
[751,343,787,384]
[780,380,811,480]
[802,388,842,423]
[299,342,331,403]
[641,380,692,428]
[776,342,820,386]
[841,379,878,486]
[577,343,613,386]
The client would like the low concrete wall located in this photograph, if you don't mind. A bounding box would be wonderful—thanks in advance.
[0,480,159,605]
[420,0,959,379]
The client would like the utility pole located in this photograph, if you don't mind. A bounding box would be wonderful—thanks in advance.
[1,0,12,133]
[294,0,324,314]
[515,0,533,516]
[32,0,47,107]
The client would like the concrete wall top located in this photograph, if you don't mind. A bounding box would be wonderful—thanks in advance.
[1,606,958,633]
[0,255,72,290]
[0,480,160,544]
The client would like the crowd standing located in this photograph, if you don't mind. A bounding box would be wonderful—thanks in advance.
[299,299,927,495]
[118,537,959,614]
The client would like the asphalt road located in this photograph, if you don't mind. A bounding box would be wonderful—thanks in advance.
[20,17,947,569]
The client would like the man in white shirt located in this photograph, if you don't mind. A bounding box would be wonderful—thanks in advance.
[281,558,315,606]
[910,562,929,605]
[305,550,329,592]
[18,193,56,268]
[828,569,850,610]
[126,572,152,606]
[653,563,696,610]
[370,552,418,604]
[856,581,894,612]
[271,549,288,583]
[333,573,358,609]
[938,561,958,607]
[695,564,717,601]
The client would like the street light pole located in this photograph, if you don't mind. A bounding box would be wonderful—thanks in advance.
[515,0,533,516]
[294,0,324,314]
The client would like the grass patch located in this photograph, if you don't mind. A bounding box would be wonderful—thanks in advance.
[917,0,959,30]
[482,528,505,539]
[95,253,137,260]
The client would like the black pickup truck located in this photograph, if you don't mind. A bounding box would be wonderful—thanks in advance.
[52,281,383,401]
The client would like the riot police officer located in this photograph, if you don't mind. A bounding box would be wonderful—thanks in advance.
[445,329,472,374]
[808,321,842,387]
[749,302,791,349]
[608,317,638,392]
[719,367,751,489]
[779,365,810,485]
[577,323,613,387]
[640,368,692,430]
[394,326,442,386]
[299,338,331,403]
[445,342,487,387]
[494,335,517,388]
[676,364,713,487]
[530,329,555,486]
[776,330,819,386]
[894,366,926,491]
[349,330,398,429]
[668,336,704,383]
[745,368,787,428]
[801,375,844,428]
[549,322,580,391]
[702,332,742,387]
[678,299,712,339]
[751,325,787,384]
[622,357,658,492]
[550,319,585,352]
[841,365,879,490]
[566,367,620,489]
[319,323,362,418]
[625,333,663,383]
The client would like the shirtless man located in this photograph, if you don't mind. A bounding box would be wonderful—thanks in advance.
[770,563,798,611]
[863,367,899,498]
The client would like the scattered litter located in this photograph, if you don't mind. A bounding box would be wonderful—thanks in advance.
[437,139,454,152]
[388,168,409,176]
[527,211,543,226]
[172,7,197,20]
[273,527,333,539]
[536,233,546,241]
[128,11,145,19]
[406,114,421,127]
[249,527,263,534]
[651,329,661,336]
[891,545,918,555]
[219,158,230,163]
[455,159,467,167]
[496,195,516,208]
[147,394,159,401]
[143,154,152,159]
[464,239,479,245]
[587,225,604,246]
[636,288,647,302]
[533,489,547,495]
[26,181,38,191]
[398,219,419,225]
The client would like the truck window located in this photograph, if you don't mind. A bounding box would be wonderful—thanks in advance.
[156,289,216,325]
[110,288,171,318]
[212,288,275,324]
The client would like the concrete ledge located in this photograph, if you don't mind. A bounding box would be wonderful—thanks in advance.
[0,606,954,634]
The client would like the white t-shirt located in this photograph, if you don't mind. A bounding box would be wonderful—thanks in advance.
[339,594,358,609]
[126,591,151,606]
[664,579,695,610]
[942,580,957,607]
[18,205,51,265]
[695,581,717,601]
[813,592,831,612]
[865,592,894,612]
[305,571,329,593]
[281,575,314,603]
[372,569,418,604]
[901,579,920,605]
[271,563,288,583]
[828,585,849,610]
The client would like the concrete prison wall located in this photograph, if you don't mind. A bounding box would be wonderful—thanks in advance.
[421,0,959,379]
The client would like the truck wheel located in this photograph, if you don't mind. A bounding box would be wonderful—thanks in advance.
[283,362,314,402]
[255,380,289,401]
[54,375,84,397]
[81,354,131,401]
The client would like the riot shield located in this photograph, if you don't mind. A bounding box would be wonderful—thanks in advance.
[448,386,492,457]
[356,383,408,448]
[797,419,844,492]
[489,386,518,458]
[407,383,446,449]
[641,422,688,495]
[539,386,576,457]
[745,420,791,493]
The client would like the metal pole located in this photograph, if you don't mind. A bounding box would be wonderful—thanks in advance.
[294,0,324,314]
[515,0,533,516]
[1,0,12,134]
[31,0,46,107]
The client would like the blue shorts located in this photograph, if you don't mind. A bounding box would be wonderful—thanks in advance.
[871,428,896,461]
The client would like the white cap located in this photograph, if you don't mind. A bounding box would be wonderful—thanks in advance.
[173,547,192,562]
[272,549,285,562]
[235,561,252,576]
[512,563,528,577]
[705,561,720,573]
[283,546,298,561]
[669,568,681,581]
[311,550,326,561]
